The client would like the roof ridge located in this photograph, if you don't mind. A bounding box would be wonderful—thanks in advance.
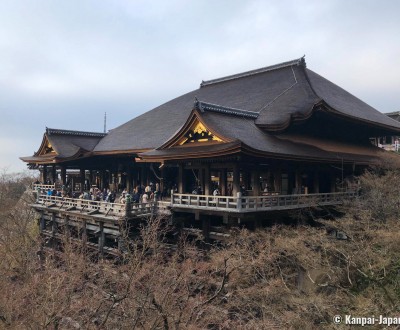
[200,56,306,87]
[46,127,107,137]
[194,99,259,119]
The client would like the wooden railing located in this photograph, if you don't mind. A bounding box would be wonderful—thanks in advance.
[35,191,356,218]
[171,191,356,212]
[33,183,56,191]
[36,194,156,218]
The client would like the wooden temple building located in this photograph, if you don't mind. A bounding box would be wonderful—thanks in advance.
[21,57,400,255]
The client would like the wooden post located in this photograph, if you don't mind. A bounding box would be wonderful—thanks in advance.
[199,167,204,192]
[295,170,302,194]
[82,220,87,247]
[236,192,242,211]
[204,164,211,195]
[330,171,336,193]
[160,167,165,192]
[39,212,45,232]
[178,163,184,193]
[98,222,104,256]
[201,215,211,243]
[51,213,57,236]
[80,168,85,192]
[127,170,132,192]
[232,164,240,196]
[41,165,47,183]
[273,168,282,193]
[51,213,57,248]
[220,169,227,196]
[64,215,70,238]
[51,165,57,184]
[61,166,67,186]
[313,171,320,194]
[251,170,260,196]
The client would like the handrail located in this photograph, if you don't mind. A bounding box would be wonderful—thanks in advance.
[33,183,56,191]
[171,191,356,212]
[35,191,356,216]
[36,194,156,218]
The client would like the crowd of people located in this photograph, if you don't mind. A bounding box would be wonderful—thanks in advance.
[37,182,164,205]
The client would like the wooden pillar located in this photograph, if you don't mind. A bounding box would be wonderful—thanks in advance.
[41,165,48,183]
[232,164,240,196]
[201,216,211,243]
[199,167,204,192]
[80,169,85,192]
[82,220,87,247]
[204,164,211,195]
[98,222,104,256]
[139,166,144,187]
[178,163,184,193]
[251,169,260,196]
[64,215,70,238]
[143,166,149,186]
[127,170,132,193]
[61,166,66,186]
[39,212,45,232]
[98,170,103,190]
[295,169,302,194]
[220,168,227,196]
[160,167,165,192]
[272,167,281,193]
[330,171,336,193]
[313,171,320,194]
[51,213,57,248]
[51,165,57,184]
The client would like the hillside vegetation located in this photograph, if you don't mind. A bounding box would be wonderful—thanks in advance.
[0,168,399,329]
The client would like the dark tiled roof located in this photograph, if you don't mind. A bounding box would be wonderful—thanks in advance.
[47,128,105,158]
[89,57,400,158]
[46,127,107,137]
[305,70,400,130]
[199,111,381,164]
[195,99,259,119]
[94,58,312,153]
[21,128,106,163]
[200,57,305,87]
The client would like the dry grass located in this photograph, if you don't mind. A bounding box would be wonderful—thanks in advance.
[0,169,400,329]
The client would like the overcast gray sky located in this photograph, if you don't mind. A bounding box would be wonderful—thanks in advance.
[1,0,400,172]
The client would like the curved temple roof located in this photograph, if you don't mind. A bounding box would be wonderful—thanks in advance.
[20,128,106,163]
[93,57,400,157]
[21,57,400,165]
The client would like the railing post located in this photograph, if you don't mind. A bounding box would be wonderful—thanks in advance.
[236,192,242,211]
[170,191,174,207]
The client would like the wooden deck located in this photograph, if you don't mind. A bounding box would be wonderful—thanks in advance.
[30,188,356,257]
[33,189,356,219]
